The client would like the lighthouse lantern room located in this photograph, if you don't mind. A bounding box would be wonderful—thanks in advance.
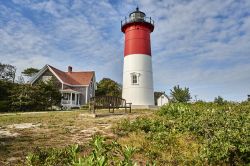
[121,8,155,108]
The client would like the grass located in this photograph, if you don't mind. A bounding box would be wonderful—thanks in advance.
[2,103,248,165]
[0,109,154,165]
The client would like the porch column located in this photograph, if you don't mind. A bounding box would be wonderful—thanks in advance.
[61,93,63,105]
[85,87,88,104]
[70,92,72,105]
[74,93,77,105]
[78,94,80,105]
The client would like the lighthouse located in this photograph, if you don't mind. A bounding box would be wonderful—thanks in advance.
[121,7,155,108]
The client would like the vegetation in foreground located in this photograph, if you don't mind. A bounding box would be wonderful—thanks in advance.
[23,102,250,166]
[24,135,140,166]
[0,109,151,165]
[115,102,250,165]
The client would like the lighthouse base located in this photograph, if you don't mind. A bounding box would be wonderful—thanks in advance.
[131,105,158,110]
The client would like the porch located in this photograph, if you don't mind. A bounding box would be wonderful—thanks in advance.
[60,89,81,108]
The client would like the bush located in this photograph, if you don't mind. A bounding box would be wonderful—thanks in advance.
[214,96,226,105]
[170,85,191,103]
[159,103,250,165]
[26,145,79,166]
[25,135,140,166]
[10,79,61,111]
[0,100,9,112]
[115,102,250,165]
[0,79,61,112]
[0,80,15,112]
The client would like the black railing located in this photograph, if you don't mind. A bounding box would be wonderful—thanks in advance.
[121,16,154,28]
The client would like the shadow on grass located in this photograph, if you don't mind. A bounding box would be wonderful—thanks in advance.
[95,113,128,118]
[91,108,135,118]
[0,135,33,162]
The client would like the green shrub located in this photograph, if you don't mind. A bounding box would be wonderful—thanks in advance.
[26,145,79,166]
[0,100,9,112]
[0,80,15,112]
[25,135,141,166]
[115,102,250,165]
[10,79,61,112]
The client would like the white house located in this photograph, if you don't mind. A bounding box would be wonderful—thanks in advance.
[157,94,169,106]
[30,64,96,108]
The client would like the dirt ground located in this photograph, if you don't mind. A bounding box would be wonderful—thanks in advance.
[0,109,153,165]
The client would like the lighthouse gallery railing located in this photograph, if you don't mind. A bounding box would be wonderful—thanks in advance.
[121,17,154,28]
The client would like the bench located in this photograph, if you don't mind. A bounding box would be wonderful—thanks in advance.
[89,96,132,114]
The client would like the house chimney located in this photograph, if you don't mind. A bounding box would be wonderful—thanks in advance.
[68,66,72,72]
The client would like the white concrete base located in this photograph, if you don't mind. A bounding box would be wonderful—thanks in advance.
[123,54,154,106]
[131,105,159,110]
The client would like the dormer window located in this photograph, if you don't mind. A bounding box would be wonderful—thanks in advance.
[130,72,140,85]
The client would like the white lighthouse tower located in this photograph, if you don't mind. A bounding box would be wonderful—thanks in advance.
[121,7,155,108]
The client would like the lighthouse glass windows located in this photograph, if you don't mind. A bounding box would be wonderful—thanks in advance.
[130,73,140,85]
[130,12,145,22]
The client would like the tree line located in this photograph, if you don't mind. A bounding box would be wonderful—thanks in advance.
[0,78,61,112]
[0,63,61,112]
[0,62,240,112]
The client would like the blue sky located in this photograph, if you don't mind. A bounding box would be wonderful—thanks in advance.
[0,0,250,101]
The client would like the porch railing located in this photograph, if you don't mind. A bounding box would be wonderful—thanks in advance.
[61,100,78,105]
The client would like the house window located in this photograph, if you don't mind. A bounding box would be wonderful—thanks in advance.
[42,76,52,82]
[130,73,140,85]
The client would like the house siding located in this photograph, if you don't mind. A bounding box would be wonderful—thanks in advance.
[33,69,62,87]
[157,95,169,106]
[62,84,87,105]
[31,66,96,107]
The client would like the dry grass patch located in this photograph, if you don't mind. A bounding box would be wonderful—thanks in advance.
[0,109,154,165]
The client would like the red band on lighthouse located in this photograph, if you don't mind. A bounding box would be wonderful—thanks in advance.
[124,24,152,56]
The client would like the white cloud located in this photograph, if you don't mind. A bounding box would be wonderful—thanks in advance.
[139,0,250,101]
[0,0,124,82]
[0,0,249,101]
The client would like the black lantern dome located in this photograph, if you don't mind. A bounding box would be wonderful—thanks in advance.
[129,7,146,22]
[121,7,154,33]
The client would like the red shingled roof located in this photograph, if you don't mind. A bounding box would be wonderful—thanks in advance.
[48,65,94,86]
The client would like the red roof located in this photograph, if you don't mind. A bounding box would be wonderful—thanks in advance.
[48,65,94,86]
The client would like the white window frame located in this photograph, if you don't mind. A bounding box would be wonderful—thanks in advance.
[130,72,140,85]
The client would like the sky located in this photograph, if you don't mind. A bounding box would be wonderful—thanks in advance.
[0,0,250,102]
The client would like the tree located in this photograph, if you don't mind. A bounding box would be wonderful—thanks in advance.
[22,67,39,77]
[0,63,16,83]
[95,78,122,97]
[36,78,61,110]
[10,84,35,111]
[10,78,61,111]
[0,80,16,112]
[214,96,225,105]
[170,85,191,103]
[17,75,25,84]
